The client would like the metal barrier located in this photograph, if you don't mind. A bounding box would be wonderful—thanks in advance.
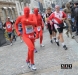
[0,29,6,46]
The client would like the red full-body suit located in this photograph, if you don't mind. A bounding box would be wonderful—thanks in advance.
[15,7,37,65]
[34,8,44,44]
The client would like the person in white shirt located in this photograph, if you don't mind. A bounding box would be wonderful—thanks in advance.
[48,5,68,50]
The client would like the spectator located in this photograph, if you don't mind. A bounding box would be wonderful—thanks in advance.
[63,2,74,38]
[74,3,78,35]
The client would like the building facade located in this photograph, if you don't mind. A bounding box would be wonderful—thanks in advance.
[29,0,39,13]
[16,0,30,15]
[43,0,52,8]
[52,0,78,7]
[15,0,24,15]
[0,0,18,23]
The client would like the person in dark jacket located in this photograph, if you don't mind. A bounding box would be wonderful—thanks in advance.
[74,3,78,35]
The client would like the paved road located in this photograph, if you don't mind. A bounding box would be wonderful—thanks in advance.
[0,29,78,75]
[75,35,78,43]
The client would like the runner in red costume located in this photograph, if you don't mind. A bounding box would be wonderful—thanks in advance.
[34,8,44,48]
[15,7,37,70]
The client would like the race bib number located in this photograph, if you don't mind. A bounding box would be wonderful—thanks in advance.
[67,13,71,19]
[37,26,41,31]
[7,24,11,29]
[18,26,21,30]
[25,25,33,34]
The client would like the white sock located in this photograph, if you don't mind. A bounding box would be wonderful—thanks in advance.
[52,37,56,42]
[56,39,59,42]
[62,42,65,46]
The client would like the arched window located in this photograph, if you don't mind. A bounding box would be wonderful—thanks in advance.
[8,7,12,20]
[2,7,7,22]
[12,7,16,20]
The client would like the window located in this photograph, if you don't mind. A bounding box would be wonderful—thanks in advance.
[8,8,12,20]
[2,9,7,22]
[12,8,16,20]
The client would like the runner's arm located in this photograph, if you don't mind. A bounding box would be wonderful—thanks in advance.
[48,13,54,25]
[39,14,44,29]
[26,14,37,26]
[3,23,6,29]
[15,16,21,36]
[62,12,67,20]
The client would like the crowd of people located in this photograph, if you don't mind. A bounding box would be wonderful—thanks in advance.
[1,1,78,71]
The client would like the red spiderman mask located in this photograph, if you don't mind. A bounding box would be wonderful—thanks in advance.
[24,7,30,17]
[34,8,39,16]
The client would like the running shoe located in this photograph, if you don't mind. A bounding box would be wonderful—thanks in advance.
[30,64,37,71]
[21,40,23,43]
[10,43,13,46]
[56,42,60,46]
[51,40,53,43]
[63,45,68,50]
[71,36,74,39]
[66,32,69,37]
[26,61,30,68]
[40,44,45,47]
[54,38,56,42]
[34,49,37,53]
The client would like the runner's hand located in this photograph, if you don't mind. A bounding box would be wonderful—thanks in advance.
[17,32,21,36]
[50,21,53,25]
[60,18,65,21]
[3,27,6,29]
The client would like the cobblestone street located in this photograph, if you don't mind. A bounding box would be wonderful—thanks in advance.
[0,29,78,75]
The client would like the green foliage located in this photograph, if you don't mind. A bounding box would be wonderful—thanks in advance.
[4,31,9,40]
